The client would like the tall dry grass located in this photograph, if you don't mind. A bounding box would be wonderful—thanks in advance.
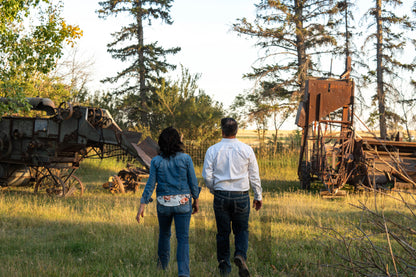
[1,157,414,276]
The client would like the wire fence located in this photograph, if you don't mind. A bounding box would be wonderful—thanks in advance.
[184,140,301,167]
[108,136,301,180]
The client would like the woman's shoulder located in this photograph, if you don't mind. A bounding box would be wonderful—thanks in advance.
[152,154,163,159]
[174,152,193,162]
[175,152,191,158]
[151,154,163,163]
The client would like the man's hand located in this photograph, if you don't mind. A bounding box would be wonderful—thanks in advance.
[253,199,262,211]
[136,203,146,223]
[192,198,199,214]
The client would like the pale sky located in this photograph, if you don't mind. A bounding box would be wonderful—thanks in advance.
[62,0,259,108]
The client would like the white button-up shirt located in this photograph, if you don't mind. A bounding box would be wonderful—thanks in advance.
[202,138,262,201]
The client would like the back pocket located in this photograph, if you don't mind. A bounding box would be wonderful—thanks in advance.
[213,197,225,212]
[234,198,249,213]
[174,202,192,214]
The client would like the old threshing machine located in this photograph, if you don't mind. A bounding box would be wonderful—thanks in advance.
[296,71,416,194]
[0,97,158,196]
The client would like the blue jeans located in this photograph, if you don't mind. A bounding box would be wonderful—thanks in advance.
[213,190,250,273]
[157,201,192,277]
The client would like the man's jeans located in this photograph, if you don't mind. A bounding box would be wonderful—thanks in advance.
[213,190,250,273]
[157,201,192,277]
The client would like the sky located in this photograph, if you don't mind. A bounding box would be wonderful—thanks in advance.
[62,0,259,109]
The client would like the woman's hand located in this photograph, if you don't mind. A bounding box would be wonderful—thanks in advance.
[136,203,146,223]
[192,198,199,214]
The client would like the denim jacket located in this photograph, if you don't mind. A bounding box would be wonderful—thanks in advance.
[140,152,200,204]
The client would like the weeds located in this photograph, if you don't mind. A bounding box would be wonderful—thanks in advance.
[0,157,413,276]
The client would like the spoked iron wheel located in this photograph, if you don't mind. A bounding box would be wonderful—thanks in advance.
[34,174,65,197]
[61,175,84,197]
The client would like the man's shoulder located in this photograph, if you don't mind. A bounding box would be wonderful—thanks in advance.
[208,139,252,150]
[235,140,253,149]
[206,142,220,152]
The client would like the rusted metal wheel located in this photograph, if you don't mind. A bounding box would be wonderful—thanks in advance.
[57,101,73,121]
[62,175,84,197]
[113,175,125,193]
[34,174,65,196]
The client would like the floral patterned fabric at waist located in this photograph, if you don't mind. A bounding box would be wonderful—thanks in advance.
[157,194,190,207]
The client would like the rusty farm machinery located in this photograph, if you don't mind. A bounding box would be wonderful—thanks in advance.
[0,97,158,197]
[296,75,416,195]
[102,163,150,194]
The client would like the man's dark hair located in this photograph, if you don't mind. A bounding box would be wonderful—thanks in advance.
[158,126,184,158]
[221,118,238,137]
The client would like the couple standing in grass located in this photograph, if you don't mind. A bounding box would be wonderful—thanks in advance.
[136,118,263,277]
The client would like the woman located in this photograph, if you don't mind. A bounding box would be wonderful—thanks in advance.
[136,127,200,277]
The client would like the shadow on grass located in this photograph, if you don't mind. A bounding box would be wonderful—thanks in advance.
[76,161,123,184]
[261,179,325,195]
[0,187,37,196]
[0,215,160,276]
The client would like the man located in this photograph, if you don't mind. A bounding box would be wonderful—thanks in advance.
[202,118,262,277]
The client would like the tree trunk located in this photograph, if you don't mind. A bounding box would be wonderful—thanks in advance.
[135,0,148,125]
[376,0,387,139]
[295,0,307,100]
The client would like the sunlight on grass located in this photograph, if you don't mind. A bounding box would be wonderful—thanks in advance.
[1,156,415,276]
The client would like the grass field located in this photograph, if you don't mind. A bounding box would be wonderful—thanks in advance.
[0,157,414,276]
[236,129,298,145]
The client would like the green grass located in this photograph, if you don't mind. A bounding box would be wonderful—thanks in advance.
[0,157,414,276]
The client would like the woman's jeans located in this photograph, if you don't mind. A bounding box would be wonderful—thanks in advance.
[157,201,192,277]
[213,190,250,273]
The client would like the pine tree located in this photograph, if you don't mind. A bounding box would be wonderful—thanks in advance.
[97,0,180,127]
[361,0,415,139]
[232,0,343,129]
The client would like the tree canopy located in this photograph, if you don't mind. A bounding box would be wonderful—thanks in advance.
[233,0,341,101]
[0,0,82,116]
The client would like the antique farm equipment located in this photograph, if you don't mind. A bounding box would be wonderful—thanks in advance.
[103,163,150,193]
[0,97,158,196]
[296,74,416,194]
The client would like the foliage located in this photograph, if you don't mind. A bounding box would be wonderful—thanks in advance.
[130,67,224,140]
[0,0,82,116]
[97,0,180,128]
[231,81,296,147]
[360,0,416,138]
[233,0,341,103]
